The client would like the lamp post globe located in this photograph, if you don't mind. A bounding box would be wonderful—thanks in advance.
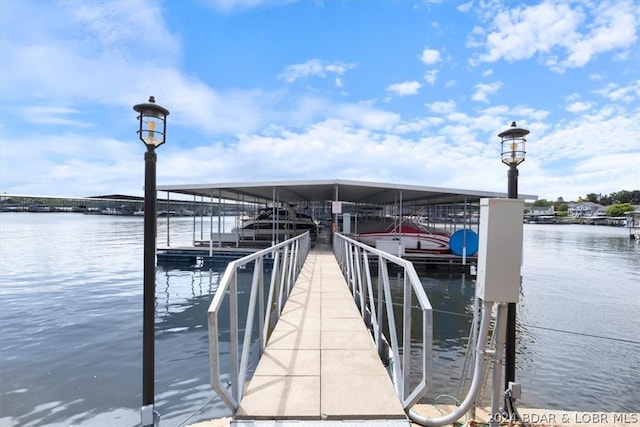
[134,96,170,149]
[499,121,529,199]
[499,121,528,166]
[134,96,169,427]
[498,121,528,418]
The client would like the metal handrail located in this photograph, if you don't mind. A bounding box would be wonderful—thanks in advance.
[333,232,433,409]
[207,232,311,411]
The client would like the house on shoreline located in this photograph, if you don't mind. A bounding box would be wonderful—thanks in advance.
[567,201,606,217]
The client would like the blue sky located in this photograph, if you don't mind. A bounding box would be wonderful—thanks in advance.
[1,0,639,202]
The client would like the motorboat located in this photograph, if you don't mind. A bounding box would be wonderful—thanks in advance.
[233,206,318,240]
[355,219,451,254]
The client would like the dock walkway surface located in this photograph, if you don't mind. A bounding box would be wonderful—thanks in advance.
[233,244,409,426]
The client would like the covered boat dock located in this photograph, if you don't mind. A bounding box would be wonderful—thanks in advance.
[155,179,536,268]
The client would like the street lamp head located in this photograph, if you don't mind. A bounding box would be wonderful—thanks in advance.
[133,96,170,149]
[499,121,529,167]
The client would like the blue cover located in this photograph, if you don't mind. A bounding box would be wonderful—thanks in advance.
[449,229,479,256]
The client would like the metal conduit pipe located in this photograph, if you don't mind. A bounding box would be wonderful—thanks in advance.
[490,303,508,427]
[408,300,494,427]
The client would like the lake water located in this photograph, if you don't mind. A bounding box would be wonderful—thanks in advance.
[1,214,638,426]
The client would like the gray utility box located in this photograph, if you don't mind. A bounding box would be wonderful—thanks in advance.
[476,198,524,303]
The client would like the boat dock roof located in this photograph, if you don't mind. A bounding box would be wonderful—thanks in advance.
[157,179,537,206]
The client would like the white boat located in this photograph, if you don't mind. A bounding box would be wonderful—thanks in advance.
[232,206,318,240]
[100,207,124,215]
[355,219,451,254]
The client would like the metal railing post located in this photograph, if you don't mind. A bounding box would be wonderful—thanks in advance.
[208,232,311,412]
[229,272,239,403]
[332,232,433,409]
[402,272,411,402]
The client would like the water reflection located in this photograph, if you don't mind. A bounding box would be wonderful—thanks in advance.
[517,225,639,412]
[157,268,220,325]
[153,265,269,426]
[153,266,230,426]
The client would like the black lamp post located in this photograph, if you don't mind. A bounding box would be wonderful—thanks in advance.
[134,96,169,427]
[498,121,529,414]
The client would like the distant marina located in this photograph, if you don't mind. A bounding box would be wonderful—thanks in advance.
[0,194,242,217]
[2,193,638,245]
[2,192,637,222]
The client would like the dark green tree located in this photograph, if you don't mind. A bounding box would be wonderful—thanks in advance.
[533,199,553,207]
[610,190,632,204]
[553,197,564,209]
[599,194,612,205]
[586,193,600,203]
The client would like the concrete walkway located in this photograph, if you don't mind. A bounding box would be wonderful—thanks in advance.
[234,246,409,424]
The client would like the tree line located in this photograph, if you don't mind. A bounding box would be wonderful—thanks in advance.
[531,189,639,217]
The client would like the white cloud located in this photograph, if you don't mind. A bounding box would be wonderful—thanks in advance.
[510,106,550,122]
[159,119,468,186]
[563,2,638,69]
[427,100,456,114]
[534,109,639,165]
[0,1,182,108]
[71,2,180,64]
[472,2,639,72]
[594,80,640,103]
[566,101,592,113]
[205,0,299,13]
[476,3,583,64]
[0,133,143,196]
[16,106,92,127]
[466,26,485,49]
[335,104,401,130]
[386,81,422,96]
[613,50,630,61]
[423,70,439,85]
[420,47,441,65]
[278,59,357,82]
[457,1,473,13]
[565,93,581,102]
[471,82,502,103]
[394,117,444,134]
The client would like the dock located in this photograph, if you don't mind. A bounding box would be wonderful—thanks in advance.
[157,241,476,273]
[189,227,640,427]
[232,243,409,425]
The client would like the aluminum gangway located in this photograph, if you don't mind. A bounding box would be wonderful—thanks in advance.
[207,232,433,425]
